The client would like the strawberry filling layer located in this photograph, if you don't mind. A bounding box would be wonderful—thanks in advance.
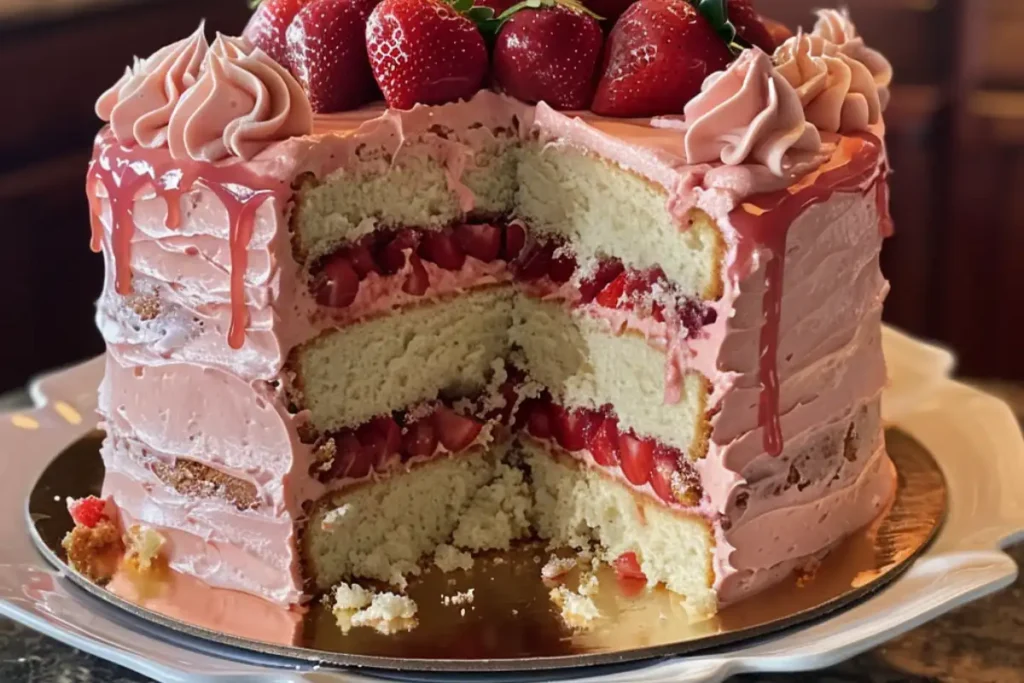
[310,221,717,336]
[518,392,703,507]
[313,373,704,510]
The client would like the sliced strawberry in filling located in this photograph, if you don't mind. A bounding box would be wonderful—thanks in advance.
[503,223,526,260]
[402,253,430,295]
[552,405,593,452]
[347,240,379,279]
[618,431,655,486]
[402,418,438,459]
[589,415,620,467]
[378,229,421,275]
[420,228,467,271]
[316,254,360,308]
[454,223,502,262]
[433,406,484,452]
[523,397,554,439]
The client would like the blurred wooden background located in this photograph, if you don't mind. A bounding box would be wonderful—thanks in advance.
[0,0,1022,392]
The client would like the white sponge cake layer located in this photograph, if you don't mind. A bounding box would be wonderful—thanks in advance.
[293,140,518,262]
[305,447,532,590]
[511,295,709,458]
[524,439,716,616]
[296,287,513,432]
[516,144,724,299]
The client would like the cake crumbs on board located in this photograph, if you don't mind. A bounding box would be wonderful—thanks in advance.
[332,583,418,635]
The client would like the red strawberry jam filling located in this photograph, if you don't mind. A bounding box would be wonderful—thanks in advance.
[313,376,704,510]
[519,392,703,507]
[310,221,717,337]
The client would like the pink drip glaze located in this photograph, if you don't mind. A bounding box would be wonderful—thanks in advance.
[730,134,885,456]
[875,178,894,238]
[87,130,286,348]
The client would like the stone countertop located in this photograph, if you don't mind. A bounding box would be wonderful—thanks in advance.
[2,384,1022,683]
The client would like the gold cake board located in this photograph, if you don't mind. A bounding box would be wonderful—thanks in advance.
[27,428,946,674]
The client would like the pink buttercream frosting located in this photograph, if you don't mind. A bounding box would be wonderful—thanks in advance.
[812,9,893,111]
[96,24,208,149]
[774,31,883,134]
[167,43,313,162]
[656,49,825,178]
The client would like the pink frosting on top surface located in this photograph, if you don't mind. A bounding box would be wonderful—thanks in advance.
[672,49,825,177]
[775,32,883,134]
[96,24,208,150]
[91,86,893,608]
[167,44,312,163]
[813,9,893,110]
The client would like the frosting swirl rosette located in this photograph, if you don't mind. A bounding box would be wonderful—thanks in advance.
[96,24,208,148]
[167,42,313,162]
[812,9,892,110]
[774,31,882,134]
[660,49,824,178]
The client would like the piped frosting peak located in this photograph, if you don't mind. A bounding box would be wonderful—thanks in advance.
[167,42,313,162]
[659,48,824,178]
[97,26,312,162]
[96,23,208,149]
[774,31,882,134]
[811,8,892,110]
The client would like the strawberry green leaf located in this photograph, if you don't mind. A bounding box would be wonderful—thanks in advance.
[496,0,601,23]
[694,0,738,46]
[248,0,263,9]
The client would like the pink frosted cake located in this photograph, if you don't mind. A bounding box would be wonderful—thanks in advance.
[67,0,897,622]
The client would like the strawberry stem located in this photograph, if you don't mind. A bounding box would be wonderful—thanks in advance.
[496,0,601,22]
[451,0,601,43]
[692,0,748,55]
[247,0,264,9]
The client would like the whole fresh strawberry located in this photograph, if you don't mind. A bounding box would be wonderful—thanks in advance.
[728,0,777,53]
[493,1,603,109]
[244,0,315,65]
[286,0,379,112]
[591,0,732,117]
[366,0,489,109]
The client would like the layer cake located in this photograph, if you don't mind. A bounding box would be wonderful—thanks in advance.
[67,1,897,622]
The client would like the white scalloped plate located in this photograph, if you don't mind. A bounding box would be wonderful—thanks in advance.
[0,326,1021,683]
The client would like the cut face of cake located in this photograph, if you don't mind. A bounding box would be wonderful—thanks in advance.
[77,5,897,619]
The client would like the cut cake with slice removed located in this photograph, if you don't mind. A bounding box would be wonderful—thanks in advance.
[80,16,897,623]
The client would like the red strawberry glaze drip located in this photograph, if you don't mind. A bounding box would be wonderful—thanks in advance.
[876,176,894,239]
[729,134,885,456]
[87,133,289,350]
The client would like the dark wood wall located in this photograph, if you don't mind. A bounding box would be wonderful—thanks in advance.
[762,0,1024,382]
[1,0,1022,392]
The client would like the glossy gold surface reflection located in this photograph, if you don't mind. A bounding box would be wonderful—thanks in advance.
[29,429,946,672]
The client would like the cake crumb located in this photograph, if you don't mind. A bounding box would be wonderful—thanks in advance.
[541,555,577,580]
[550,585,601,630]
[450,463,532,551]
[333,583,418,635]
[492,556,506,565]
[62,520,123,583]
[578,572,600,597]
[442,588,475,607]
[434,544,474,573]
[123,525,165,572]
[320,504,350,532]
